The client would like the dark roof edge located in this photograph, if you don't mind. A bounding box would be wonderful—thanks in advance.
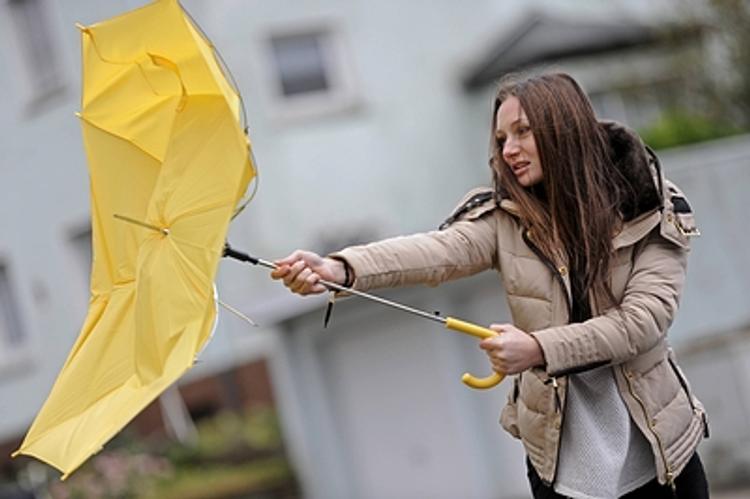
[462,12,704,91]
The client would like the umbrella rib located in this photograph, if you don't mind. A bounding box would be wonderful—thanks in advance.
[15,380,128,454]
[78,116,163,163]
[231,150,260,221]
[113,214,170,235]
[77,25,131,67]
[168,200,233,226]
[168,236,222,257]
[217,299,257,326]
[115,214,225,259]
[180,4,248,130]
[165,237,213,290]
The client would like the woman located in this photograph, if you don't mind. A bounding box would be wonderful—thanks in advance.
[271,73,709,498]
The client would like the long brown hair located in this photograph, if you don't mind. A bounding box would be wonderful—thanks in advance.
[490,73,631,311]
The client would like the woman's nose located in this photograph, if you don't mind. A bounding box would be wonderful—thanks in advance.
[503,138,520,160]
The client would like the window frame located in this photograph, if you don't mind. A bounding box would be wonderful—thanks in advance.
[0,259,32,375]
[1,0,68,115]
[261,21,360,122]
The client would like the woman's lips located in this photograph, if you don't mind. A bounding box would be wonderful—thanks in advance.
[512,161,530,176]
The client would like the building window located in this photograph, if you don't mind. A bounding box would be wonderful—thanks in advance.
[266,25,358,120]
[271,32,331,97]
[70,227,92,290]
[6,0,65,107]
[0,263,25,349]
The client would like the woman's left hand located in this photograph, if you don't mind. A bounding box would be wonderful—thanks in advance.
[479,324,545,375]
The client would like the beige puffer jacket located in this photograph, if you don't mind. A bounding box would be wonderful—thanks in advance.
[333,123,707,488]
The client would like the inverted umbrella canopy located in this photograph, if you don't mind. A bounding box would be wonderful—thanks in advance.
[13,0,254,478]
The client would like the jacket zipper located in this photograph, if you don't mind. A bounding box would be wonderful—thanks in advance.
[621,365,676,491]
[549,376,567,486]
[521,230,572,317]
[522,229,571,484]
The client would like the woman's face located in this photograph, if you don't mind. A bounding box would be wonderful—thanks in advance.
[495,96,543,187]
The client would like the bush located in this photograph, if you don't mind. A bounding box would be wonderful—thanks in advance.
[639,110,745,150]
[45,406,298,499]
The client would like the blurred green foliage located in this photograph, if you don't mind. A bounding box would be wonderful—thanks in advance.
[147,457,292,499]
[707,0,750,125]
[639,109,745,150]
[165,407,284,466]
[46,406,298,499]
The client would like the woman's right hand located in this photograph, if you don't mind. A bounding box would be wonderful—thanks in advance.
[271,250,347,295]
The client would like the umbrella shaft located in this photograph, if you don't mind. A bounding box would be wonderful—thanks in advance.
[223,244,445,325]
[320,280,445,324]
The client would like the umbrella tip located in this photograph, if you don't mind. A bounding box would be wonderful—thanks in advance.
[75,23,89,33]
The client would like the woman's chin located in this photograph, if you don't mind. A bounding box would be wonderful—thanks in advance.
[518,175,542,188]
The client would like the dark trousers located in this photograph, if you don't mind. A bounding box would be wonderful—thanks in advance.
[526,453,710,498]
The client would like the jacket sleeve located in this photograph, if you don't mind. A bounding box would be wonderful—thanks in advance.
[530,229,689,377]
[331,214,499,292]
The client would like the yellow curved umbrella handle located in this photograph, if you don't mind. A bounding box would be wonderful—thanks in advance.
[444,317,505,390]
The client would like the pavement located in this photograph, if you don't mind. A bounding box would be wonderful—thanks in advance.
[712,488,750,498]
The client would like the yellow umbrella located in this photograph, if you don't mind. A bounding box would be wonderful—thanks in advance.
[12,0,254,478]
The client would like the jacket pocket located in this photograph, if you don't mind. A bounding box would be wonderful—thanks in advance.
[500,375,521,439]
[667,356,709,438]
[667,356,695,412]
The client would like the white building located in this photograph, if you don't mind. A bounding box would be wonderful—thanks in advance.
[1,0,748,497]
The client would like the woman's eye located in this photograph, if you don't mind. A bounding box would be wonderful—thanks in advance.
[518,126,530,135]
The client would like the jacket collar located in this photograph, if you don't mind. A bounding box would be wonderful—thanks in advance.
[613,210,661,249]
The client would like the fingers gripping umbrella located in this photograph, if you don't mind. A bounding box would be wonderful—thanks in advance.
[12,0,254,478]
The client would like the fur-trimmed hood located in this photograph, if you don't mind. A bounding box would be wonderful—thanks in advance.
[600,121,662,221]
